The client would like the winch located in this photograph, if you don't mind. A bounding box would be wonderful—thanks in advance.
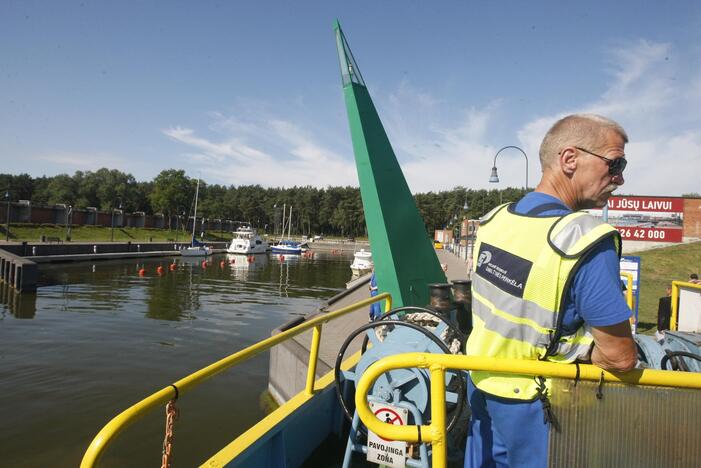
[334,283,471,468]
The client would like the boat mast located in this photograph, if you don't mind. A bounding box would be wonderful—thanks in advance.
[280,203,286,241]
[288,206,293,239]
[191,178,200,245]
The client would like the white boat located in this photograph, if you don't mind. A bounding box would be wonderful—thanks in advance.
[271,204,302,255]
[181,177,212,257]
[350,249,373,276]
[227,225,268,254]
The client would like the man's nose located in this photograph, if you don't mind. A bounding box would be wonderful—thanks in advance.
[612,173,625,185]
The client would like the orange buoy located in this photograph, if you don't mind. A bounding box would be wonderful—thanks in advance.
[156,266,164,275]
[248,256,254,263]
[201,260,207,268]
[220,261,225,268]
[138,268,146,276]
[169,263,177,271]
[280,255,285,262]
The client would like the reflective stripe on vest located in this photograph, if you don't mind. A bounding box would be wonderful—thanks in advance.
[467,204,619,400]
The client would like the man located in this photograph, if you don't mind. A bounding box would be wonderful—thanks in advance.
[465,114,638,468]
[655,284,673,342]
[689,273,700,284]
[369,268,381,320]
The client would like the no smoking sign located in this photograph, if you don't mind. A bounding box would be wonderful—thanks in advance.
[367,402,408,468]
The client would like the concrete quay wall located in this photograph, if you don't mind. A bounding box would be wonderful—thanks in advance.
[0,241,228,258]
[268,248,470,405]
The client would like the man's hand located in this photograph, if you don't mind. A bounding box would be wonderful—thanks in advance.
[590,321,638,372]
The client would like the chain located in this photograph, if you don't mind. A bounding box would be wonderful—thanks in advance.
[161,398,179,468]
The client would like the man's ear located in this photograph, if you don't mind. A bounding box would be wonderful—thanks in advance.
[560,146,578,176]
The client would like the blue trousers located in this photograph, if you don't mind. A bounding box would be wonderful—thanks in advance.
[369,291,381,320]
[464,376,548,468]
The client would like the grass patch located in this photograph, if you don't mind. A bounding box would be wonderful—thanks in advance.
[635,241,701,333]
[1,224,235,243]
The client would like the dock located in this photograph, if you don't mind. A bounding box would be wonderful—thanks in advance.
[268,248,469,404]
[0,241,230,292]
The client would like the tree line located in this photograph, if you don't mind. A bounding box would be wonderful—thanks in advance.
[1,169,528,237]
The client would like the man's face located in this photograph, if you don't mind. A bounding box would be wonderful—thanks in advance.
[573,130,626,209]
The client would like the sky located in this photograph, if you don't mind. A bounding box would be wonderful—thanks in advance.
[1,1,700,196]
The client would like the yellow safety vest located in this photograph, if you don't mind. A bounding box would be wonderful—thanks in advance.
[467,203,620,400]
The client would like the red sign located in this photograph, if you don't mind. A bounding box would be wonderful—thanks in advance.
[607,196,684,213]
[602,196,684,243]
[615,226,683,243]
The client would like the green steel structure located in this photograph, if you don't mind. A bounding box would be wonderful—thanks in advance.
[334,21,447,307]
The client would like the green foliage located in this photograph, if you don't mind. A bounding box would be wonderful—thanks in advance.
[2,169,531,237]
[0,173,34,200]
[149,170,193,219]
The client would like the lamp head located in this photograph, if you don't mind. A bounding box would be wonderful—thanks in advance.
[489,167,499,183]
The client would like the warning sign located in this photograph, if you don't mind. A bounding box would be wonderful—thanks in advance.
[367,402,408,468]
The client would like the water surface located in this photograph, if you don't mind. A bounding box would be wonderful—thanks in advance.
[0,251,353,467]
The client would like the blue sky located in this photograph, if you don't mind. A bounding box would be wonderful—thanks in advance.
[2,1,700,195]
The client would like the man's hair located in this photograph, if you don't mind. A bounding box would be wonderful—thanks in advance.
[539,114,629,169]
[691,273,699,280]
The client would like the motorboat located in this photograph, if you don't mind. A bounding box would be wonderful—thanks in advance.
[227,225,268,254]
[181,177,212,257]
[350,248,373,276]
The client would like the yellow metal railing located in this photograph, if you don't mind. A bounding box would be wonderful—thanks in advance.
[355,353,701,468]
[620,272,634,310]
[81,292,392,467]
[670,280,701,331]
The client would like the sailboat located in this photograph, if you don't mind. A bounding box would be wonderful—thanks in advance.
[181,177,212,257]
[271,204,302,255]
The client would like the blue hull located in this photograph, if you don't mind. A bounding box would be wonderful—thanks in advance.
[271,246,302,255]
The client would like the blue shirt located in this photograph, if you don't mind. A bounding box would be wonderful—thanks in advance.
[513,192,631,333]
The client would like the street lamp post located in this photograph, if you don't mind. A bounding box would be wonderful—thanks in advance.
[175,207,184,243]
[489,145,529,190]
[65,205,73,242]
[461,199,470,260]
[110,199,122,242]
[273,203,278,236]
[4,191,10,242]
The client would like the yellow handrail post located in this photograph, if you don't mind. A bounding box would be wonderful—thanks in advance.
[620,272,634,310]
[384,295,393,314]
[429,364,447,468]
[671,282,680,331]
[305,325,323,395]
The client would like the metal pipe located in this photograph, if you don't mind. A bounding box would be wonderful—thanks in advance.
[670,280,701,331]
[5,191,10,242]
[305,326,323,395]
[429,364,447,468]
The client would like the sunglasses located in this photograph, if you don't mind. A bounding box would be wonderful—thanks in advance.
[575,146,627,176]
